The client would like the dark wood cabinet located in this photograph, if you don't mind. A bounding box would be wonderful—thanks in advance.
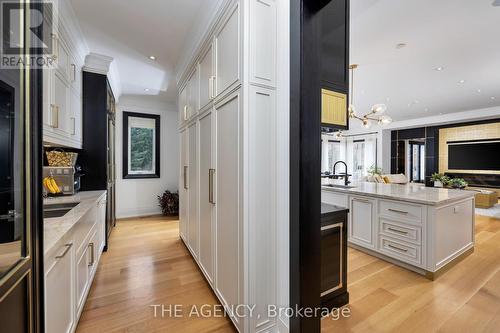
[321,203,349,309]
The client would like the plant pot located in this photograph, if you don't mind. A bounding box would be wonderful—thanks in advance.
[434,181,443,188]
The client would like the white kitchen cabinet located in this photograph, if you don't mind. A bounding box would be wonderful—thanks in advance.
[215,2,240,98]
[187,68,199,119]
[177,0,280,330]
[187,122,199,257]
[199,43,215,111]
[45,241,75,333]
[179,129,189,241]
[215,90,241,325]
[349,196,377,249]
[178,85,188,126]
[75,240,90,313]
[42,20,84,149]
[45,193,107,333]
[198,111,214,284]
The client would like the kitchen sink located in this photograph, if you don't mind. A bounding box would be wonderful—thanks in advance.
[44,202,80,219]
[323,184,357,189]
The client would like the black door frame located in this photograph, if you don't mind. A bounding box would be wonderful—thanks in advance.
[290,0,347,331]
[290,0,322,332]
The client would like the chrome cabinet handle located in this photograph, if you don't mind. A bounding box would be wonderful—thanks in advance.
[55,243,73,259]
[51,33,59,60]
[387,244,408,253]
[184,166,188,189]
[183,106,188,120]
[208,77,213,100]
[209,169,215,204]
[388,208,409,215]
[71,117,76,135]
[51,105,59,128]
[71,64,76,82]
[88,242,95,266]
[209,76,216,99]
[387,227,409,235]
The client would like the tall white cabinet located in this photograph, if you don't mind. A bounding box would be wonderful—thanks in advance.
[177,1,281,332]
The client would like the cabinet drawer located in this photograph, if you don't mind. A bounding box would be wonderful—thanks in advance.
[72,207,97,253]
[379,236,422,266]
[379,218,421,245]
[379,200,423,223]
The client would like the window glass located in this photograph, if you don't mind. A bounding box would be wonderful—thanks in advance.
[128,117,156,174]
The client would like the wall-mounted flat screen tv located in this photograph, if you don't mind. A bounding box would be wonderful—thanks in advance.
[448,141,500,171]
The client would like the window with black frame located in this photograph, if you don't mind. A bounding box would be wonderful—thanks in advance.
[122,112,161,179]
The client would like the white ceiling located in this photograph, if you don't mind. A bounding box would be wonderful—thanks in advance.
[350,0,500,122]
[70,0,219,102]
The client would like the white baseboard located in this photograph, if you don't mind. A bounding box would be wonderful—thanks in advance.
[116,206,162,219]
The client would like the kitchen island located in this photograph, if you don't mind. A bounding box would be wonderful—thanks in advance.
[322,183,476,279]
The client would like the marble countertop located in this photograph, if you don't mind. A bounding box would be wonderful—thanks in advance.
[322,182,475,206]
[44,190,106,255]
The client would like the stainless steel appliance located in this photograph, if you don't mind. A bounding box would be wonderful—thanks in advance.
[42,166,84,195]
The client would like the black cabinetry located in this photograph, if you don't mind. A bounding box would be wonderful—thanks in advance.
[79,71,116,249]
[321,203,349,309]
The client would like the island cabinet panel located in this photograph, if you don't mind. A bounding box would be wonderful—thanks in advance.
[322,185,475,278]
[349,196,377,249]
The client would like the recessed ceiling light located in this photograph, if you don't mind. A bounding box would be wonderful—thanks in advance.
[396,43,407,49]
[458,79,465,84]
[477,89,482,93]
[145,88,150,92]
[149,55,156,60]
[491,96,496,100]
[434,66,444,71]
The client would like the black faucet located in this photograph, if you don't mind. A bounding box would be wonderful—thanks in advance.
[333,161,351,186]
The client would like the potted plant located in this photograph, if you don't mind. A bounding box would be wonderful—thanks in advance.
[158,190,179,216]
[447,178,468,189]
[367,165,383,176]
[430,173,449,188]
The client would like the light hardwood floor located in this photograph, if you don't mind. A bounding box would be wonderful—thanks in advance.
[75,216,236,333]
[322,214,500,333]
[76,214,499,333]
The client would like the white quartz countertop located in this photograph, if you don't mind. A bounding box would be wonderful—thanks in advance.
[322,182,476,206]
[44,190,106,255]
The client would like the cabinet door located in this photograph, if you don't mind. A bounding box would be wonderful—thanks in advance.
[53,71,70,135]
[199,43,214,110]
[188,123,199,256]
[187,68,199,119]
[45,242,74,333]
[69,87,82,145]
[321,224,343,296]
[215,3,240,97]
[98,198,107,253]
[215,91,241,323]
[55,34,71,81]
[75,244,90,313]
[179,85,188,125]
[198,112,214,283]
[349,196,376,249]
[42,70,54,128]
[179,129,189,240]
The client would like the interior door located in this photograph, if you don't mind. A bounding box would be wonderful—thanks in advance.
[0,1,41,331]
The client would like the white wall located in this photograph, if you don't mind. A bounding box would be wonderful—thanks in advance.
[115,95,179,218]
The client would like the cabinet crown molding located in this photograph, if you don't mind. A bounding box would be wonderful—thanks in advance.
[83,53,114,75]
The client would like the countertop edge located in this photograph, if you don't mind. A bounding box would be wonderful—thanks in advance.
[321,185,476,206]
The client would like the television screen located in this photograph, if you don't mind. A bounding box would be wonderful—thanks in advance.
[448,141,500,171]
